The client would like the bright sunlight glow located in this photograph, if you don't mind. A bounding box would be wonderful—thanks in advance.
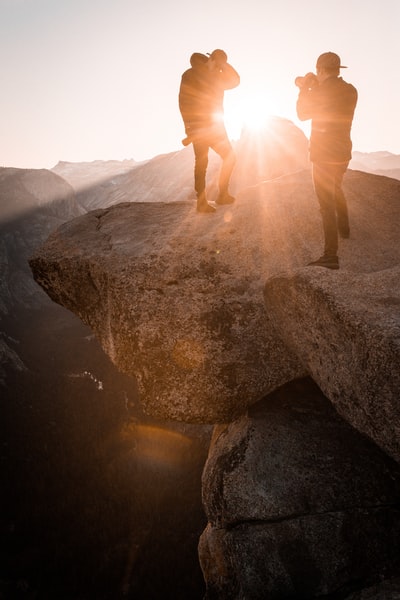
[225,90,275,140]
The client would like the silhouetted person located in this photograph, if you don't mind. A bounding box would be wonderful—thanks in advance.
[296,52,358,269]
[179,49,240,213]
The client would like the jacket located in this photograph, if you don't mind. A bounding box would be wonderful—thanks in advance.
[296,76,358,163]
[179,61,240,133]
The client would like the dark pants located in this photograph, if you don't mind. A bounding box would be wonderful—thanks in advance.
[192,126,236,198]
[312,161,349,257]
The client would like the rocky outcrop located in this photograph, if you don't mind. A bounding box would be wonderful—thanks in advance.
[264,266,400,463]
[28,197,306,423]
[233,117,310,186]
[199,378,400,599]
[28,149,400,598]
[30,169,400,431]
[197,169,400,597]
[52,159,138,192]
[261,169,400,463]
[350,150,400,181]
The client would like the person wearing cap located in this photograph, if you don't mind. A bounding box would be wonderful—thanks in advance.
[179,49,240,213]
[296,52,358,269]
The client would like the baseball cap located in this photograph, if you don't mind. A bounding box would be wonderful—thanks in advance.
[316,52,347,70]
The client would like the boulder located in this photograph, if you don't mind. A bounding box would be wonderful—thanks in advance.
[199,378,400,599]
[264,266,400,463]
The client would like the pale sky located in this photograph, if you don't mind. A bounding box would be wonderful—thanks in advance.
[1,0,399,169]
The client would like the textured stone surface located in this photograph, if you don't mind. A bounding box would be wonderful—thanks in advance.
[29,182,316,423]
[199,379,400,599]
[30,169,400,426]
[263,266,400,463]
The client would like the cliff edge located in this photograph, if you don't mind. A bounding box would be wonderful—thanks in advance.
[29,169,400,460]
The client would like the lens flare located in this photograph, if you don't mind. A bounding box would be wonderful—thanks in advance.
[225,91,274,139]
[120,423,193,468]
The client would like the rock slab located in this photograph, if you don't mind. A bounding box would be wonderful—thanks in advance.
[29,169,400,431]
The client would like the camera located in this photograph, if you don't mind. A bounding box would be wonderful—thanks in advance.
[295,72,318,89]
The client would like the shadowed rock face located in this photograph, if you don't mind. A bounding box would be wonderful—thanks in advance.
[0,167,82,314]
[0,167,83,379]
[199,378,400,599]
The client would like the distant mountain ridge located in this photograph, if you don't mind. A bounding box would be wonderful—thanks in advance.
[51,149,400,200]
[53,117,310,212]
[350,150,400,180]
[52,158,139,192]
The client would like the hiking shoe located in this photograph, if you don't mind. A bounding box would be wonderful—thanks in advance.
[197,201,216,213]
[196,192,216,213]
[308,255,339,270]
[216,192,235,205]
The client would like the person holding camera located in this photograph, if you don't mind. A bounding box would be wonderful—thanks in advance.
[296,52,358,269]
[179,49,240,213]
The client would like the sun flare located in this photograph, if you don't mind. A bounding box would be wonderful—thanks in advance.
[224,91,275,139]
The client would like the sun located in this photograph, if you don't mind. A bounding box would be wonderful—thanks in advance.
[224,90,275,139]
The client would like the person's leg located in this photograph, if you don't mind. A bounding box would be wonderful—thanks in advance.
[193,141,208,197]
[211,132,236,204]
[334,163,350,238]
[192,141,215,213]
[312,162,338,257]
[308,162,339,269]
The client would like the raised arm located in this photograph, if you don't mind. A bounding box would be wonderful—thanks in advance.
[218,62,240,90]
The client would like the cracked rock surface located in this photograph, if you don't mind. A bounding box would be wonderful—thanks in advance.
[199,378,400,599]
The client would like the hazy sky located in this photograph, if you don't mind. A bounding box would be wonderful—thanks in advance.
[1,0,399,169]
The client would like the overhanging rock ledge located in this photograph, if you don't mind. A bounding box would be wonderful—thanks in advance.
[30,170,400,444]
